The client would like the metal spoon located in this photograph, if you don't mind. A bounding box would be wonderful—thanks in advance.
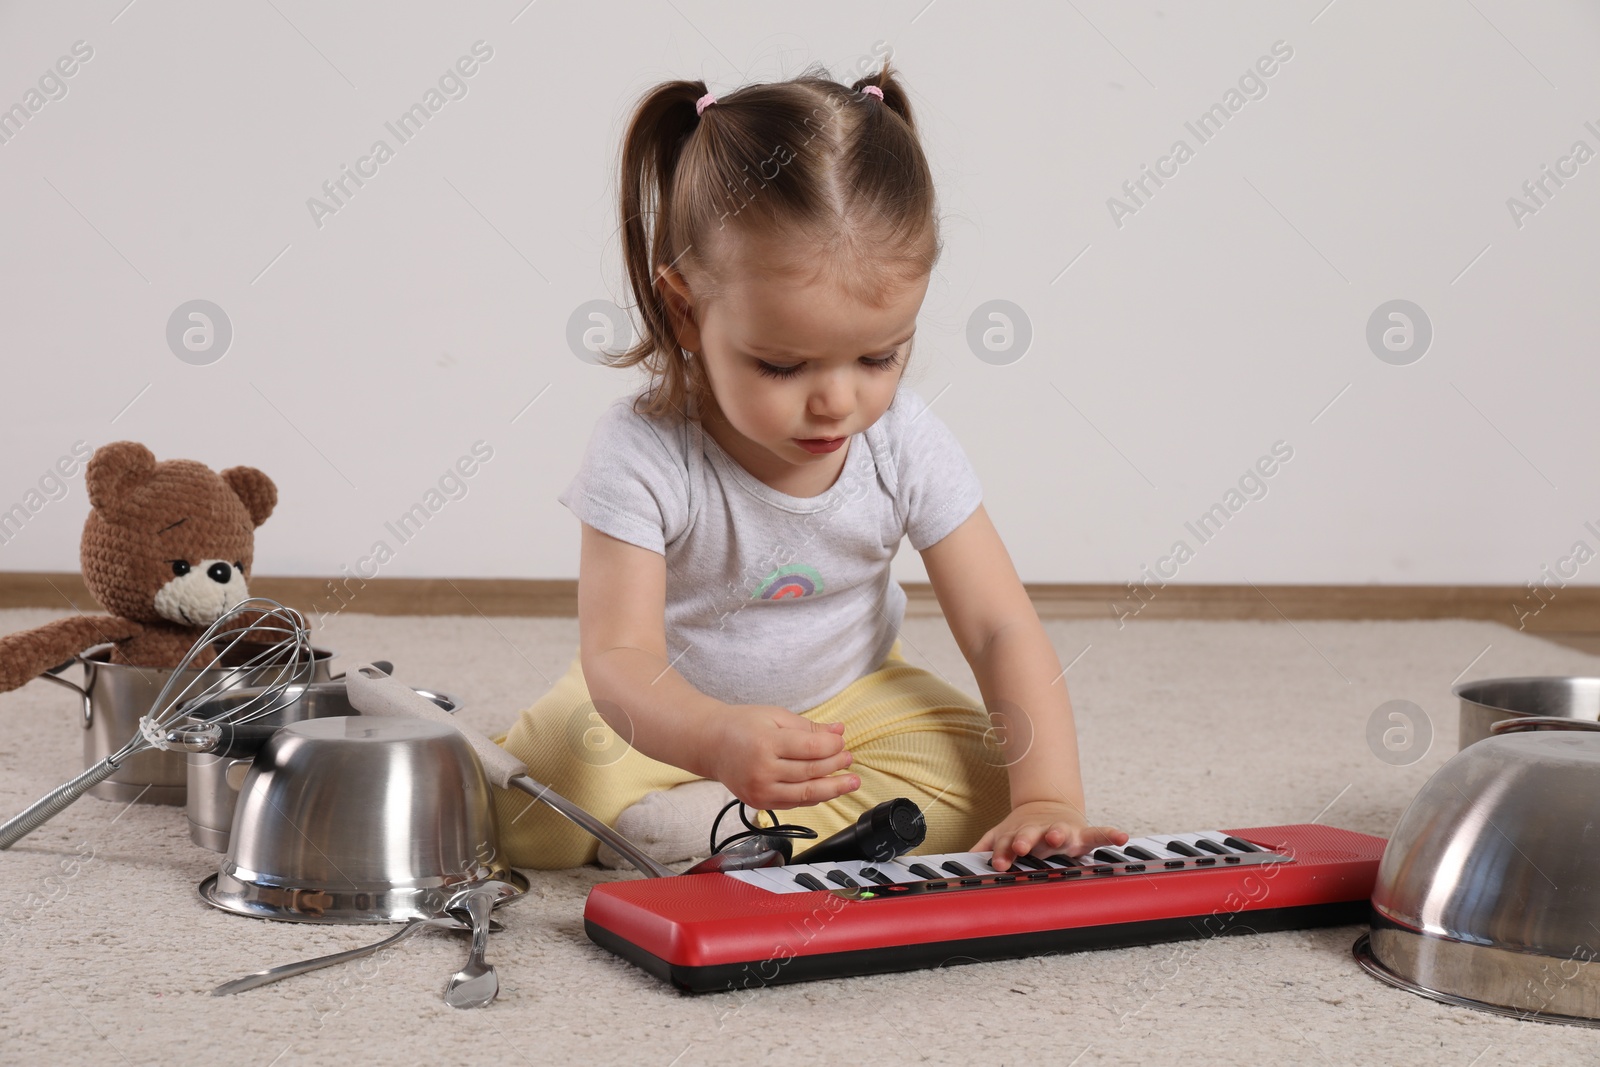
[443,885,500,1009]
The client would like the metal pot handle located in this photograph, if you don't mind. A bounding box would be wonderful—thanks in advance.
[329,660,392,682]
[1489,716,1600,735]
[37,661,92,730]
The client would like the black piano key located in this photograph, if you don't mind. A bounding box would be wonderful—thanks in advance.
[1193,838,1229,855]
[1223,836,1264,853]
[826,870,861,888]
[794,872,828,891]
[1122,845,1160,861]
[859,867,895,886]
[907,863,941,880]
[941,860,975,877]
[1165,840,1202,857]
[1047,854,1082,868]
[1014,855,1052,871]
[1093,848,1129,864]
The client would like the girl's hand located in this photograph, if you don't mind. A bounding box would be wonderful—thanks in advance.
[975,800,1128,872]
[708,705,859,811]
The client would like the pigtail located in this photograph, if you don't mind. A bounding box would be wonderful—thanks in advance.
[845,59,940,266]
[616,79,707,410]
[850,59,917,134]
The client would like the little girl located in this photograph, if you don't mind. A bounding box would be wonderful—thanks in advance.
[491,61,1126,872]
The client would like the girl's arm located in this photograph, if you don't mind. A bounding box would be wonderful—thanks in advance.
[921,504,1128,870]
[577,523,855,806]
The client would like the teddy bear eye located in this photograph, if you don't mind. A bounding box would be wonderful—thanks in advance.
[170,560,191,577]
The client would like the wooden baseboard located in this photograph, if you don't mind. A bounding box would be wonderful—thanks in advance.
[1,572,1595,634]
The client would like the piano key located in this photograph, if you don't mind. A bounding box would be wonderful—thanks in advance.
[940,860,975,877]
[1013,855,1051,871]
[731,865,814,894]
[826,869,861,888]
[938,852,1003,875]
[907,862,941,880]
[1193,838,1229,856]
[1093,848,1129,864]
[858,867,895,886]
[794,872,828,891]
[1164,839,1202,857]
[1223,836,1264,853]
[1121,844,1161,861]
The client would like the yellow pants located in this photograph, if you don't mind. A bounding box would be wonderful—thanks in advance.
[489,639,1012,870]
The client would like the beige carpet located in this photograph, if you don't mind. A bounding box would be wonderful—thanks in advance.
[1,607,1596,1066]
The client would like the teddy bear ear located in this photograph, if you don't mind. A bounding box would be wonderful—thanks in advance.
[86,441,157,511]
[221,466,277,527]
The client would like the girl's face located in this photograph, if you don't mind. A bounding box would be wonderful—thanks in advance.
[660,251,930,493]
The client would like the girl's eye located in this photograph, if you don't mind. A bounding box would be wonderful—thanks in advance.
[753,351,903,380]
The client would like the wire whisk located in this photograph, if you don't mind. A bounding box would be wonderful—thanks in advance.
[0,597,314,850]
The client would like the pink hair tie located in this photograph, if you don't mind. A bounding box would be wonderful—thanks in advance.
[696,91,717,116]
[861,85,883,100]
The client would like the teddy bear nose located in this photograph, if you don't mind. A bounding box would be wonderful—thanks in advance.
[206,562,233,584]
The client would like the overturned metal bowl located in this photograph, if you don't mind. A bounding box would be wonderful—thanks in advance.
[183,680,458,852]
[1354,730,1600,1026]
[199,715,527,924]
[1455,676,1600,750]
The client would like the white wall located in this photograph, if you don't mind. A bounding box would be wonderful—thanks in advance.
[2,1,1597,591]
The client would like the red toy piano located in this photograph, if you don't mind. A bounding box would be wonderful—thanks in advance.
[584,823,1385,993]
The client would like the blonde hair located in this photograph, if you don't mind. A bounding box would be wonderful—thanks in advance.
[609,60,941,420]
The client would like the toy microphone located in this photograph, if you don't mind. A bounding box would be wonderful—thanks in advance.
[790,797,926,865]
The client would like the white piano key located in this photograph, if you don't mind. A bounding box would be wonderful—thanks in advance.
[932,851,1003,876]
[733,865,815,894]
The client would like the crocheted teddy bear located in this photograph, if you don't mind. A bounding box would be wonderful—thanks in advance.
[0,441,277,693]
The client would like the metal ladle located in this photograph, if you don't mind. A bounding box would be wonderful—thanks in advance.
[212,886,506,997]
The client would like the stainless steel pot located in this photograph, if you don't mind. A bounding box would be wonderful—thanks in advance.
[1454,676,1600,749]
[199,715,527,924]
[184,680,456,852]
[36,642,335,805]
[1354,729,1600,1025]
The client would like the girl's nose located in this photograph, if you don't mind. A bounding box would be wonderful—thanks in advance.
[810,370,855,421]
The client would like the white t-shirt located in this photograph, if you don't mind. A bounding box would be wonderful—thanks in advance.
[558,380,983,711]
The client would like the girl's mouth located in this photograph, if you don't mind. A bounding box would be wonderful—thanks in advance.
[795,438,845,454]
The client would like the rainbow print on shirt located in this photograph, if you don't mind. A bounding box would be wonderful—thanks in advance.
[753,563,824,600]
